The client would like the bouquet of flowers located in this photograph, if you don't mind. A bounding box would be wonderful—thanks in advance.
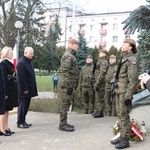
[113,119,146,142]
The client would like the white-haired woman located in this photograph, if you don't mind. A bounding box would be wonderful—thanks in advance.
[0,46,18,136]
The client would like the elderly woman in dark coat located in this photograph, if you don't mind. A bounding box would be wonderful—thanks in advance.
[0,63,5,115]
[0,46,18,136]
[0,62,6,139]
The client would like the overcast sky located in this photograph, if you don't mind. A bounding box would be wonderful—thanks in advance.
[75,0,147,13]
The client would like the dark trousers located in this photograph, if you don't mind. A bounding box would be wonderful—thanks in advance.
[17,98,31,124]
[53,81,58,89]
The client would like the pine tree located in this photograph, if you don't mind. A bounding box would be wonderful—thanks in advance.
[0,0,17,47]
[109,45,120,61]
[137,30,150,74]
[76,32,89,69]
[39,14,62,72]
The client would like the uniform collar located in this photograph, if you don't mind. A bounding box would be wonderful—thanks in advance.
[121,51,134,59]
[67,48,76,55]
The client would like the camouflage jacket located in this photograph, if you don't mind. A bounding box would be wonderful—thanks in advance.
[59,48,79,88]
[78,63,94,88]
[115,51,138,99]
[94,56,109,86]
[105,63,117,88]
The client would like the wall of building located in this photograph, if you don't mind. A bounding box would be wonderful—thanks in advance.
[45,8,139,50]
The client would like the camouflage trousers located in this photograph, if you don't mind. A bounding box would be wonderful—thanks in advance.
[95,83,105,112]
[105,88,117,116]
[59,87,74,125]
[82,87,95,114]
[115,93,132,139]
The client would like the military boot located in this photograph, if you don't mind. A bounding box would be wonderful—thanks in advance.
[91,111,97,116]
[93,111,104,118]
[115,138,130,149]
[110,136,121,145]
[59,124,74,132]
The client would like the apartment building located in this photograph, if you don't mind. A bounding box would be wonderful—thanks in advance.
[44,7,139,50]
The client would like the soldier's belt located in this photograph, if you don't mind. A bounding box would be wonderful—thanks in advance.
[118,78,127,82]
[82,85,91,88]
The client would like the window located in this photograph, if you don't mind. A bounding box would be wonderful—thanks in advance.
[90,25,94,31]
[101,24,107,29]
[100,36,106,41]
[112,36,118,43]
[90,36,94,43]
[125,36,130,39]
[69,25,72,32]
[113,23,118,31]
[79,24,85,30]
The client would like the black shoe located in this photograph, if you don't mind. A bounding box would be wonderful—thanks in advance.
[115,138,130,149]
[24,122,32,127]
[6,129,15,134]
[59,124,74,132]
[91,111,97,116]
[110,136,121,145]
[66,123,74,128]
[17,123,29,129]
[0,130,11,136]
[93,111,104,118]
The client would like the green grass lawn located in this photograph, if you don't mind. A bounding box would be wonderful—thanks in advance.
[36,76,53,91]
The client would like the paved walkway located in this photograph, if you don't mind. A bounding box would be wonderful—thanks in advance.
[1,111,150,150]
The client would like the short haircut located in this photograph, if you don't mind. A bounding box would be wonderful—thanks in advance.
[24,47,34,53]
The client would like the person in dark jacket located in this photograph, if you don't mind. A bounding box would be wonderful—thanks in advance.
[0,62,6,140]
[0,63,5,115]
[17,47,38,129]
[0,46,18,136]
[0,63,5,127]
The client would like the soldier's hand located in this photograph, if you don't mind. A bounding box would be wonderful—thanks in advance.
[94,83,99,91]
[67,87,73,95]
[124,99,132,106]
[108,99,112,105]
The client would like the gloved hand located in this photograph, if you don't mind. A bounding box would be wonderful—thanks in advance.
[94,83,99,91]
[67,87,73,95]
[95,87,99,91]
[124,99,132,106]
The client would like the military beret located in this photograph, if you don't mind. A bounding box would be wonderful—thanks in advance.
[99,49,108,55]
[68,38,79,44]
[124,38,136,46]
[109,54,116,59]
[86,55,93,59]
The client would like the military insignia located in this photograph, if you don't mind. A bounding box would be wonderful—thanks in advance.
[67,57,72,60]
[65,56,72,63]
[132,61,137,65]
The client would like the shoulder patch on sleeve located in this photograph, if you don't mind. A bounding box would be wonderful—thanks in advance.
[132,61,137,65]
[66,57,72,60]
[102,62,106,66]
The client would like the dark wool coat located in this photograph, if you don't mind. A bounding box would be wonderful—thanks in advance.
[146,79,150,92]
[17,56,38,98]
[0,63,5,114]
[1,59,18,110]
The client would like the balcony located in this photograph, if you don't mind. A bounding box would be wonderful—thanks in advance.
[99,41,106,47]
[79,30,85,35]
[99,29,107,35]
[48,20,55,25]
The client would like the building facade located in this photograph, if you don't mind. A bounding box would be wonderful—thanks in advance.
[44,8,139,50]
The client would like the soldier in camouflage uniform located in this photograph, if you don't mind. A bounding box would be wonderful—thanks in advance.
[110,39,138,149]
[58,38,79,132]
[78,55,95,114]
[92,49,109,118]
[105,54,117,116]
